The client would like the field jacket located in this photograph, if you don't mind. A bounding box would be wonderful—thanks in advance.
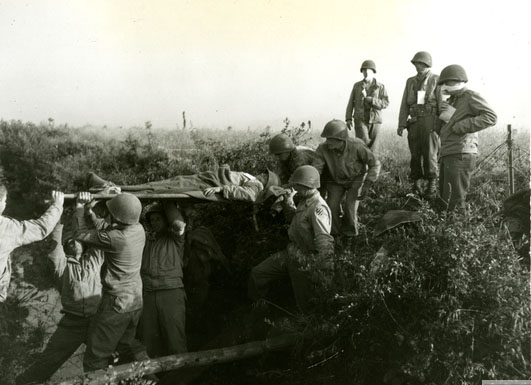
[398,71,441,128]
[76,221,145,313]
[48,207,103,317]
[440,88,497,157]
[0,202,63,302]
[346,78,389,125]
[141,229,185,291]
[313,138,381,186]
[278,146,317,184]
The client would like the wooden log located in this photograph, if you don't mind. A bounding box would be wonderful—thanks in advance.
[49,334,298,385]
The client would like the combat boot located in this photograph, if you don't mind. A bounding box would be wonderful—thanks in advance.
[426,179,438,198]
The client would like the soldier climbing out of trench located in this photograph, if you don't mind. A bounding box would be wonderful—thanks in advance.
[16,192,105,385]
[0,184,64,304]
[248,165,334,312]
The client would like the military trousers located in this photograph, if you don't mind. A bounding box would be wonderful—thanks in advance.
[407,116,440,181]
[248,249,312,311]
[83,295,147,372]
[326,177,365,236]
[138,288,187,357]
[16,314,91,385]
[439,153,477,212]
[355,122,382,155]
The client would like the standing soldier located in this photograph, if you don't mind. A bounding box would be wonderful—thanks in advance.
[437,64,497,211]
[268,134,316,185]
[16,192,104,385]
[313,120,381,237]
[248,166,334,311]
[397,51,441,196]
[345,60,390,154]
[76,193,151,372]
[0,186,64,303]
[138,201,187,358]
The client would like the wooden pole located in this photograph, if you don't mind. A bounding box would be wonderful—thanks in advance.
[49,334,298,385]
[507,124,515,195]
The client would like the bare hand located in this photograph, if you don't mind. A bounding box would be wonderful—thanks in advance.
[397,127,404,137]
[346,120,353,130]
[76,191,93,207]
[52,191,64,206]
[203,187,222,196]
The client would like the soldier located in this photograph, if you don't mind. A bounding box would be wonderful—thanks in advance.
[345,60,390,154]
[16,192,104,385]
[138,201,187,358]
[397,51,441,196]
[0,185,64,303]
[437,64,497,211]
[313,120,381,237]
[268,134,316,185]
[248,166,334,311]
[75,193,151,372]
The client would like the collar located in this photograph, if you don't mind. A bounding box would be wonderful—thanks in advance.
[303,190,321,206]
[415,70,430,82]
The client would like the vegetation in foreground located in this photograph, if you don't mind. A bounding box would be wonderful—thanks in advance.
[0,120,529,385]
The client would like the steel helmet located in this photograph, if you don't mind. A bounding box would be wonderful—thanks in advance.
[106,193,142,225]
[321,120,348,141]
[411,51,432,67]
[438,64,468,85]
[143,201,164,221]
[289,165,321,189]
[360,60,377,73]
[269,134,295,154]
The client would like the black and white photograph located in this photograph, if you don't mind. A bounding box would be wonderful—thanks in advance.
[0,0,529,384]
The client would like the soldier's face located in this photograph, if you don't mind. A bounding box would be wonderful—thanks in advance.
[414,62,429,75]
[275,153,290,162]
[0,194,6,215]
[362,69,374,80]
[293,184,312,197]
[150,212,168,233]
[65,238,83,258]
[326,138,344,151]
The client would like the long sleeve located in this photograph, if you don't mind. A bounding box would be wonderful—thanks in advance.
[312,146,327,174]
[47,223,67,280]
[75,228,113,251]
[309,206,334,256]
[371,84,389,110]
[12,203,63,247]
[345,85,356,121]
[222,180,263,202]
[398,80,411,128]
[451,92,497,134]
[359,146,381,183]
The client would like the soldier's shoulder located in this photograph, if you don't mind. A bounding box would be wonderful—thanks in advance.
[312,198,330,218]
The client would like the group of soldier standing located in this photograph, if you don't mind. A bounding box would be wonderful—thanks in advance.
[0,50,496,384]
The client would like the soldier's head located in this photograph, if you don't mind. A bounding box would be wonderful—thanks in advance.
[269,134,295,162]
[360,60,376,80]
[411,51,432,75]
[64,237,84,259]
[438,64,468,95]
[289,166,320,198]
[144,202,168,233]
[321,120,348,151]
[106,193,142,225]
[0,184,7,215]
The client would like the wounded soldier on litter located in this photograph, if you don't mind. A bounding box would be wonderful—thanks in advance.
[87,165,281,203]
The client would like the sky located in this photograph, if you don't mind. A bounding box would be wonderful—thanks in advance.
[0,0,530,131]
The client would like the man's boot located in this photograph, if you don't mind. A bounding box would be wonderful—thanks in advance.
[426,179,438,198]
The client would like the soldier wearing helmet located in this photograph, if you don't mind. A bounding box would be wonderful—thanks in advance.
[345,59,389,154]
[398,51,442,197]
[75,193,151,372]
[437,64,497,211]
[248,165,334,311]
[138,201,187,358]
[313,120,381,237]
[268,133,317,184]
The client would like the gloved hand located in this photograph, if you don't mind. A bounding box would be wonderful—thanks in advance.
[357,181,373,200]
[397,127,405,137]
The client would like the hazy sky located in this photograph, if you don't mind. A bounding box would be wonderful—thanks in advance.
[0,0,529,130]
